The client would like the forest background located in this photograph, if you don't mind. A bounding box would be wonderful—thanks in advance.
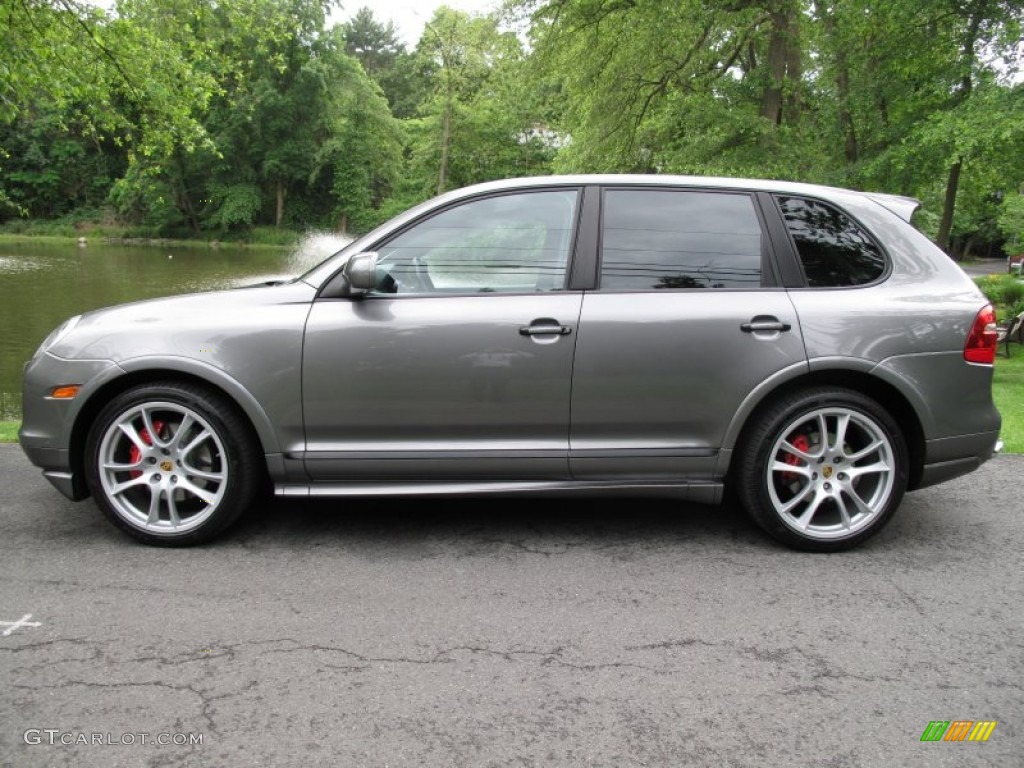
[3,0,1024,258]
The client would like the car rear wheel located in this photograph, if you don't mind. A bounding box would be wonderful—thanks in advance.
[85,382,259,546]
[737,387,908,551]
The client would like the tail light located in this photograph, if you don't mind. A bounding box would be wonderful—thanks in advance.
[964,304,997,364]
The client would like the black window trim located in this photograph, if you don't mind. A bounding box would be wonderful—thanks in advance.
[567,185,601,291]
[593,185,783,293]
[767,192,893,290]
[317,185,587,300]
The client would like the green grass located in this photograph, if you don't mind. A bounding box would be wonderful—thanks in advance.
[0,213,308,248]
[0,231,296,249]
[993,350,1024,454]
[0,422,19,443]
[1,357,1021,451]
[0,208,335,247]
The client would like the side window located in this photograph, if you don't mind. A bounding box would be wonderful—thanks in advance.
[600,190,764,290]
[373,190,578,294]
[777,196,886,287]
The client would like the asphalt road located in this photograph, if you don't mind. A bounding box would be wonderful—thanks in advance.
[960,258,1011,278]
[1,443,1022,767]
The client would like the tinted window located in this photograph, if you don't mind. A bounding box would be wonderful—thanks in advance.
[374,190,578,294]
[777,196,886,287]
[600,190,763,290]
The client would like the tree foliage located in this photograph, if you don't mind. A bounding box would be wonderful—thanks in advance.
[2,0,1023,253]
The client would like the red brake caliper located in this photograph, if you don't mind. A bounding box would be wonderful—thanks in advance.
[782,433,810,482]
[129,420,166,479]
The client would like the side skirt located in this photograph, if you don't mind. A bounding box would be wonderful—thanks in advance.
[276,480,723,505]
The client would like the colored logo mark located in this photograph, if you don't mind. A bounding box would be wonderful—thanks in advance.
[920,720,997,742]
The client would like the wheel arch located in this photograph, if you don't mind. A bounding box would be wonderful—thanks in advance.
[68,361,277,498]
[722,366,926,492]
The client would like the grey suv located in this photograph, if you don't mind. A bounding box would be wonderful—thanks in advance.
[19,176,1003,550]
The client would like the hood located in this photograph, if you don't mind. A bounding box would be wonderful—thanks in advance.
[48,281,317,362]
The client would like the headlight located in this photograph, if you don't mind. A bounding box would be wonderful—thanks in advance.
[34,315,82,358]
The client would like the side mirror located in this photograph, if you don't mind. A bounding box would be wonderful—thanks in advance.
[343,252,379,292]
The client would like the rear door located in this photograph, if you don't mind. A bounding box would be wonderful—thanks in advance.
[569,186,809,480]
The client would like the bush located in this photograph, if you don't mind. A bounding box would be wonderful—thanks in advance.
[975,275,1024,318]
[1008,298,1024,321]
[1004,280,1024,307]
[243,227,303,246]
[207,183,262,229]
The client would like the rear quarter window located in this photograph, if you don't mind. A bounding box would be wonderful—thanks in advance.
[777,196,886,287]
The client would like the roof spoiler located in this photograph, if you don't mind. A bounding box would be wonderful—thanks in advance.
[865,193,921,224]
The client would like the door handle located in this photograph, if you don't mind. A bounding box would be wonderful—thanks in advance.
[519,325,572,336]
[741,317,792,333]
[519,319,572,336]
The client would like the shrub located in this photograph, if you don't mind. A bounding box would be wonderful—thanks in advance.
[207,183,262,229]
[975,274,1024,313]
[1008,299,1024,322]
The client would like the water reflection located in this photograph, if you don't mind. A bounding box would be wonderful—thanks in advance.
[0,255,46,274]
[0,232,351,419]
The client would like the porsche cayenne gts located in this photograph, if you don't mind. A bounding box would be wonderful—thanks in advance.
[20,175,1003,550]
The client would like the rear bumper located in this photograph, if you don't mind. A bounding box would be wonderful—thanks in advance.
[915,431,1002,490]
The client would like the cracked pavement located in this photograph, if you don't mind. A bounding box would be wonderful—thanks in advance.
[1,444,1022,766]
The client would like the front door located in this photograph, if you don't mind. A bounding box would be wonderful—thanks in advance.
[302,189,583,482]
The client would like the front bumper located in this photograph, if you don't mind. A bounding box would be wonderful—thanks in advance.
[19,353,123,501]
[19,435,89,501]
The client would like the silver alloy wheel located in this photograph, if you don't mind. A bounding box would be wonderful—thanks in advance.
[767,406,895,540]
[97,401,228,534]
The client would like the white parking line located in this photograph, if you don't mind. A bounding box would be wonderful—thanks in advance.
[1,614,41,636]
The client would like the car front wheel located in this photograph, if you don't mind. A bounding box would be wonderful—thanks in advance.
[84,382,259,546]
[737,387,909,552]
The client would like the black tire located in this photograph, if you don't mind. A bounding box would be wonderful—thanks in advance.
[84,381,260,546]
[736,387,908,552]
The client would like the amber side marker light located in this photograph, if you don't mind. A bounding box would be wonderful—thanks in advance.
[49,385,81,399]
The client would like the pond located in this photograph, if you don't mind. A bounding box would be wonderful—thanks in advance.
[0,235,350,420]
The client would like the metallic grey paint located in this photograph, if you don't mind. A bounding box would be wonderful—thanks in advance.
[46,281,315,457]
[19,175,1001,528]
[302,293,582,480]
[569,290,806,478]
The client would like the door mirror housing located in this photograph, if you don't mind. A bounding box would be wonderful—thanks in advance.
[344,252,380,292]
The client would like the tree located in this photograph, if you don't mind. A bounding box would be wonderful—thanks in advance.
[999,192,1024,253]
[0,105,125,218]
[5,0,1023,250]
[109,0,348,231]
[341,7,426,119]
[1,0,215,216]
[821,0,1024,254]
[407,7,554,198]
[520,0,825,176]
[518,0,1024,255]
[342,7,403,78]
[312,31,405,232]
[927,0,1022,252]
